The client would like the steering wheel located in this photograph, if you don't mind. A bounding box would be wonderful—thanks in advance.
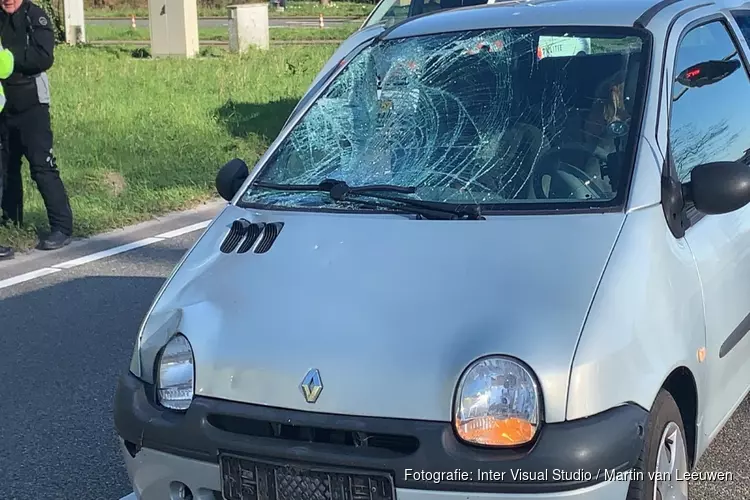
[531,145,608,200]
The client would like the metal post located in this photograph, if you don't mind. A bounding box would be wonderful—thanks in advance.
[63,0,86,45]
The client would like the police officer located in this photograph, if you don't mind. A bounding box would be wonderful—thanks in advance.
[0,0,73,251]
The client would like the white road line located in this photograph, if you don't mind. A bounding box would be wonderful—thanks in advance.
[0,219,212,291]
[0,267,62,290]
[155,220,211,239]
[52,237,165,270]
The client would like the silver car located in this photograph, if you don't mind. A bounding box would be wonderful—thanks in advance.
[115,0,750,499]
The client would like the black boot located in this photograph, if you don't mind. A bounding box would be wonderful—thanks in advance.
[39,230,72,251]
[0,245,13,260]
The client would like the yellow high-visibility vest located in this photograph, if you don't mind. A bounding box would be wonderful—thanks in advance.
[0,48,15,110]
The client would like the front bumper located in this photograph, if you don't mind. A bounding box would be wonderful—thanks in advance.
[114,371,647,499]
[121,444,631,500]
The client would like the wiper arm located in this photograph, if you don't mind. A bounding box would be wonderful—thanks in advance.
[253,179,483,220]
[340,190,484,220]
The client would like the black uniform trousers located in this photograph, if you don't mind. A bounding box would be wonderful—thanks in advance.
[0,125,4,217]
[1,104,73,235]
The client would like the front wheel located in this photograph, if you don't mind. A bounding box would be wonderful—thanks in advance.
[627,389,690,500]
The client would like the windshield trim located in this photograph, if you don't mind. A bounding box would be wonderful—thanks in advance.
[236,25,654,215]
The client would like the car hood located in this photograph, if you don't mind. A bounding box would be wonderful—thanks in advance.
[142,204,624,423]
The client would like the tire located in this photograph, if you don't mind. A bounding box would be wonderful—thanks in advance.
[626,389,690,500]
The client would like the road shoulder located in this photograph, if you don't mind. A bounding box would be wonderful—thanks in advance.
[0,200,225,281]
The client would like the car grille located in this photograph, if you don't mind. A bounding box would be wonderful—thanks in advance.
[207,413,420,455]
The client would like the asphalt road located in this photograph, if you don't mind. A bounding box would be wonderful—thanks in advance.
[0,232,198,500]
[87,17,358,28]
[0,220,748,499]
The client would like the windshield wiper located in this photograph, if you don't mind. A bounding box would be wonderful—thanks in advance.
[253,179,484,220]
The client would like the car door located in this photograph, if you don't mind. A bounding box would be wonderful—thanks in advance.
[666,16,750,444]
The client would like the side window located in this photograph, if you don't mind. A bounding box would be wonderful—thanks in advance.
[365,0,412,28]
[733,12,750,43]
[670,21,750,182]
[365,0,488,28]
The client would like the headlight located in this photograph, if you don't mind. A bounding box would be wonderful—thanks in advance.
[453,356,541,447]
[156,334,195,411]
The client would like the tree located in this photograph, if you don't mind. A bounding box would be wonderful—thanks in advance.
[38,0,65,43]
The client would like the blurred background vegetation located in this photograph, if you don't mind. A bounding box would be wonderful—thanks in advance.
[85,0,376,12]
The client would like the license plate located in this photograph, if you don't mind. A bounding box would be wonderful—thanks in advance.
[220,454,396,500]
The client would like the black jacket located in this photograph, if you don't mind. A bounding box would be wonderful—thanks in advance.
[0,0,54,114]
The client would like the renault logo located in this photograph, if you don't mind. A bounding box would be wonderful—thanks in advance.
[300,368,323,404]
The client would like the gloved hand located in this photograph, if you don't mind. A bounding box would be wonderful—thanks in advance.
[0,46,14,80]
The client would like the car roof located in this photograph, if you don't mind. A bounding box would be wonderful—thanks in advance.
[381,0,750,40]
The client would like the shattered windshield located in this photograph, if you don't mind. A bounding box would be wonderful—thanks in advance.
[241,28,647,212]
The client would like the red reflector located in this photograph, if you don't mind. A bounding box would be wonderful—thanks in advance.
[686,68,701,79]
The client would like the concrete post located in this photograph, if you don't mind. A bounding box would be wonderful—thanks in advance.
[228,4,270,53]
[63,0,86,44]
[148,0,200,58]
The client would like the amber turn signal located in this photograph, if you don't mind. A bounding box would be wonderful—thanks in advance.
[456,415,536,446]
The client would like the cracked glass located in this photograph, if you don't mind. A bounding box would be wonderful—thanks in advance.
[241,28,647,212]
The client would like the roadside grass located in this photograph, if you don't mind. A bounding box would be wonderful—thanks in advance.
[270,24,359,40]
[85,24,360,41]
[85,1,374,18]
[0,44,334,251]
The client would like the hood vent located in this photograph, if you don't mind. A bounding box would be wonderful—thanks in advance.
[237,222,264,254]
[254,222,284,254]
[220,219,284,255]
[220,219,251,253]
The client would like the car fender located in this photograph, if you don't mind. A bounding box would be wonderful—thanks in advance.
[566,205,707,423]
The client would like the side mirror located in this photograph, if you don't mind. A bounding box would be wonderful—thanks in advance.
[216,158,249,201]
[676,59,740,89]
[684,161,750,215]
